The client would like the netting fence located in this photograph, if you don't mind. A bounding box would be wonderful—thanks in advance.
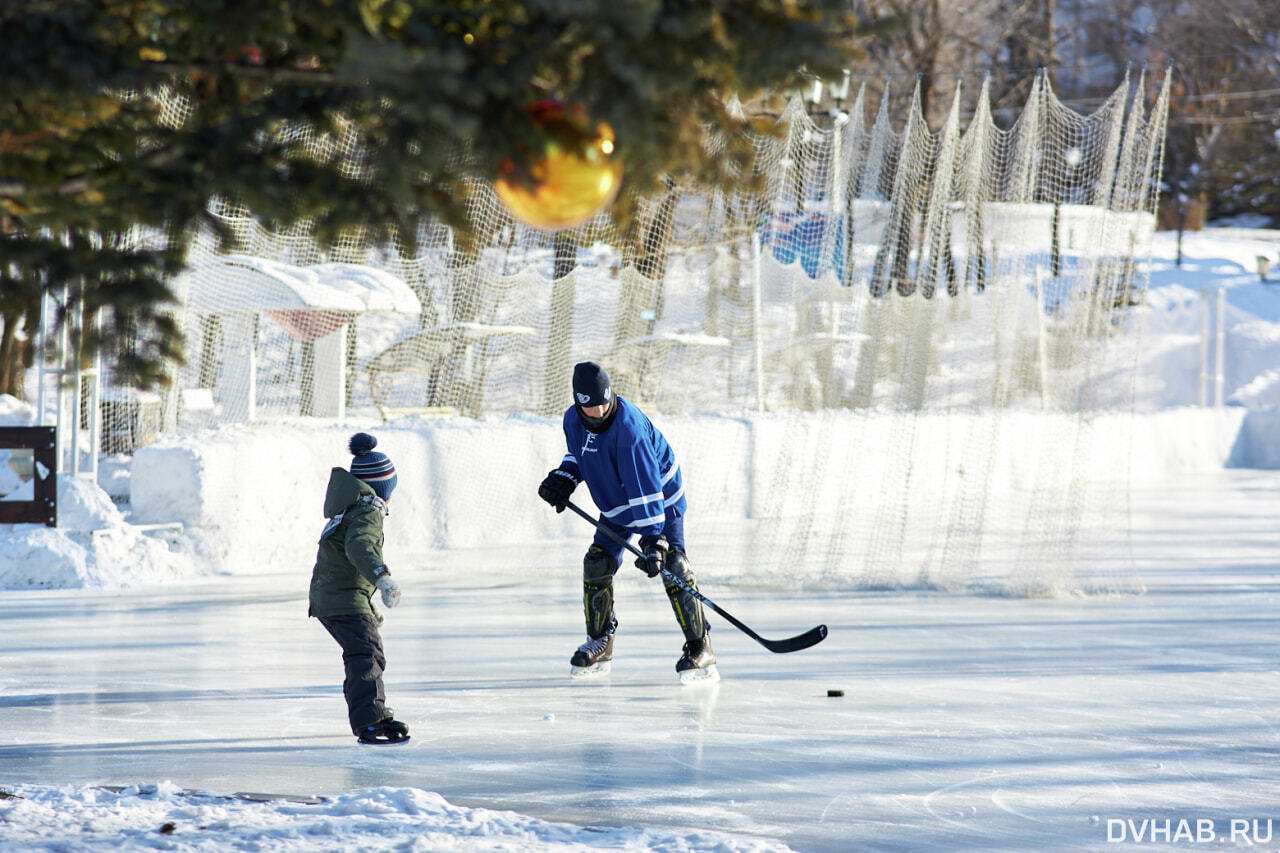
[91,69,1170,594]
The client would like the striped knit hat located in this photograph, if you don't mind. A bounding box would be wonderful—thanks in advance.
[349,433,397,501]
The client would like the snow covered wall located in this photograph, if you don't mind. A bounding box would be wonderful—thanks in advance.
[0,400,1272,590]
[129,415,572,573]
[125,407,1256,581]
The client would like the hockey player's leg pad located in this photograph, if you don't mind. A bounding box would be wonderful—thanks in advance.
[663,551,707,644]
[582,546,618,640]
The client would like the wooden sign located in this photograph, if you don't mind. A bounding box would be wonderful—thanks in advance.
[0,426,57,527]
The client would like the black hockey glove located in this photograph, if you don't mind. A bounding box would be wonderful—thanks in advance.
[635,535,668,577]
[537,468,577,512]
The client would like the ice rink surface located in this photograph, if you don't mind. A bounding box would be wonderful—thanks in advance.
[2,470,1279,851]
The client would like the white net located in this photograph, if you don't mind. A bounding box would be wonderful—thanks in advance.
[100,70,1170,595]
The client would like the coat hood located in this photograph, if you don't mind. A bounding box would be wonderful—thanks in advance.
[322,467,377,517]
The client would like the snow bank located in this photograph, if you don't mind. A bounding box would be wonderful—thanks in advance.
[0,390,1269,591]
[122,406,1259,580]
[0,782,794,852]
[1230,410,1280,468]
[0,396,190,588]
[129,416,578,574]
[0,393,35,426]
[0,474,190,588]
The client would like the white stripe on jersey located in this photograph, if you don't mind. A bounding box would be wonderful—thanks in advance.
[627,511,666,528]
[600,489,664,519]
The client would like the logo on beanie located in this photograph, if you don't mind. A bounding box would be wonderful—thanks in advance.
[572,361,612,408]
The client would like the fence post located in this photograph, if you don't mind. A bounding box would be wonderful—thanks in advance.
[1214,286,1226,407]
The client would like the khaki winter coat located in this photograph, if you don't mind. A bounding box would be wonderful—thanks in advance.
[308,468,389,618]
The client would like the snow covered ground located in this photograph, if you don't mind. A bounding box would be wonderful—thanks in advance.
[2,225,1280,851]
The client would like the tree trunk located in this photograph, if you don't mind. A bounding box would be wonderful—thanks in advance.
[0,295,39,400]
[0,312,24,399]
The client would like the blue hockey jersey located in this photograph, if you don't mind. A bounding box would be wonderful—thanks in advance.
[559,396,685,537]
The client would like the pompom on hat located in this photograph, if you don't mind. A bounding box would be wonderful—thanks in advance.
[349,433,397,501]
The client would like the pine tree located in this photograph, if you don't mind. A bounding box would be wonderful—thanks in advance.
[0,1,856,393]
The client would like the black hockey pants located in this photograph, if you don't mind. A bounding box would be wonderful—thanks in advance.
[318,613,390,733]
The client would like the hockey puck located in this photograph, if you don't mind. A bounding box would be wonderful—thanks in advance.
[827,689,845,697]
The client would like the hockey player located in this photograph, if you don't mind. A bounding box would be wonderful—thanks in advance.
[309,433,410,744]
[538,361,716,680]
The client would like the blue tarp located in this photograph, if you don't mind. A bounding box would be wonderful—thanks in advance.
[758,212,846,281]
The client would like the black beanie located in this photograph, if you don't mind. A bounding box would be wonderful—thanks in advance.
[572,362,612,408]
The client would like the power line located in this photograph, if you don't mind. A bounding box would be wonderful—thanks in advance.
[829,50,1273,88]
[1170,112,1280,126]
[1185,88,1280,103]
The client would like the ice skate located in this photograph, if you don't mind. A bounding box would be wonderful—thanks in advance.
[569,633,613,678]
[676,635,718,684]
[356,717,410,745]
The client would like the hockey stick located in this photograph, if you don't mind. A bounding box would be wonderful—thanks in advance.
[563,500,828,653]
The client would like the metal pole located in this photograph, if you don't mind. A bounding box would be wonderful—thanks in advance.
[1214,286,1225,407]
[752,232,765,412]
[64,292,78,477]
[80,344,101,481]
[1034,268,1050,410]
[1198,289,1209,407]
[35,292,49,425]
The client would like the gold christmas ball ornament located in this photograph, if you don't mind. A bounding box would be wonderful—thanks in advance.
[494,101,622,230]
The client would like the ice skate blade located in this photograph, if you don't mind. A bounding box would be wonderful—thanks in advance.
[357,735,411,746]
[679,664,720,685]
[570,660,612,678]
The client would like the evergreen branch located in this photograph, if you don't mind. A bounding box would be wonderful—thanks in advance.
[0,147,184,200]
[139,59,341,87]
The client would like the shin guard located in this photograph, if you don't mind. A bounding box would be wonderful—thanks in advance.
[582,546,618,638]
[663,551,706,644]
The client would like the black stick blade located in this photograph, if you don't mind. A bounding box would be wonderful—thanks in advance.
[760,624,828,654]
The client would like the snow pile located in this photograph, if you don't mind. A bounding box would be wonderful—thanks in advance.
[128,415,576,575]
[0,782,794,853]
[1139,230,1280,408]
[0,393,35,426]
[0,395,193,589]
[0,473,191,588]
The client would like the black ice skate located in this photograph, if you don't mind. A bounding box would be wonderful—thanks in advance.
[356,717,410,745]
[676,635,719,684]
[570,632,614,678]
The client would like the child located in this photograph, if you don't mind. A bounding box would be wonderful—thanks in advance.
[309,432,409,744]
